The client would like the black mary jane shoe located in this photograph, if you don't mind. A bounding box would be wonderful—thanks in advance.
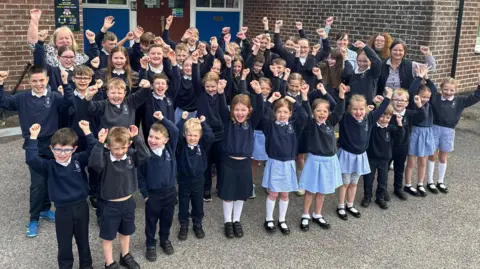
[404,186,420,197]
[346,206,361,218]
[224,222,235,238]
[312,217,331,230]
[300,218,310,232]
[437,183,449,194]
[417,185,427,197]
[336,208,348,221]
[277,221,290,235]
[427,183,439,194]
[264,220,276,233]
[233,221,244,238]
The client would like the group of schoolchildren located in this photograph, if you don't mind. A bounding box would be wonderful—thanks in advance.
[1,10,479,269]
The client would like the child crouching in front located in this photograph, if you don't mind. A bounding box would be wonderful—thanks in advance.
[89,125,151,269]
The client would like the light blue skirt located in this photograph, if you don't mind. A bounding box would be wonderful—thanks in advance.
[409,126,435,157]
[175,107,197,124]
[252,130,268,161]
[299,154,343,194]
[262,158,298,192]
[337,148,371,175]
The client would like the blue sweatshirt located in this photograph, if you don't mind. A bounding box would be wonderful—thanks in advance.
[262,100,309,161]
[338,96,391,154]
[0,85,71,139]
[138,118,179,198]
[25,134,96,207]
[347,45,382,105]
[408,77,437,127]
[219,91,263,157]
[192,63,224,141]
[176,120,215,180]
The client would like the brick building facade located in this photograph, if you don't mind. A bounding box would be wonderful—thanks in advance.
[0,0,479,92]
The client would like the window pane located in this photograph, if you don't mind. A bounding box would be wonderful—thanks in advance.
[226,0,238,8]
[196,0,209,7]
[87,0,107,3]
[109,0,127,4]
[212,0,224,7]
[476,22,480,53]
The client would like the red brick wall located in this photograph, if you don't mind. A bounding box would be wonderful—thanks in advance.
[0,0,84,91]
[243,0,480,93]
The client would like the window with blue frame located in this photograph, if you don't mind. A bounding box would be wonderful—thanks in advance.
[196,0,239,8]
[82,0,127,4]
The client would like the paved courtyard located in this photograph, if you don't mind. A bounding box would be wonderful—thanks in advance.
[0,105,480,269]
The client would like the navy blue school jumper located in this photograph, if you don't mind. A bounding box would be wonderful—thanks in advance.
[191,62,226,195]
[0,84,72,221]
[363,123,405,200]
[138,117,179,247]
[84,85,151,130]
[129,42,144,72]
[94,68,140,97]
[322,60,354,102]
[61,84,102,198]
[347,45,382,105]
[88,135,151,240]
[94,30,110,70]
[217,91,263,201]
[139,63,181,142]
[176,120,215,226]
[26,134,96,269]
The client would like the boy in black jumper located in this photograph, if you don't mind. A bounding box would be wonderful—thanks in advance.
[0,68,72,237]
[176,112,215,241]
[89,125,151,269]
[362,105,405,209]
[138,111,179,261]
[26,121,96,269]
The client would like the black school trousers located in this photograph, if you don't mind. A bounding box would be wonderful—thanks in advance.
[145,187,176,247]
[55,200,92,269]
[178,176,204,226]
[204,140,223,194]
[363,158,389,200]
[391,145,408,191]
[24,138,52,221]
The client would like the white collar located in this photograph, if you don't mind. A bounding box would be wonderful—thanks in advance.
[152,92,165,100]
[377,122,388,128]
[316,121,326,126]
[299,57,307,65]
[110,153,127,162]
[112,69,125,75]
[59,65,74,72]
[394,109,406,116]
[275,120,289,126]
[441,95,454,101]
[188,144,198,150]
[114,104,121,108]
[32,89,48,98]
[102,48,110,55]
[149,64,163,74]
[287,91,299,97]
[152,146,165,157]
[56,157,72,167]
[183,75,192,80]
[187,44,196,51]
[74,90,86,99]
[354,66,370,74]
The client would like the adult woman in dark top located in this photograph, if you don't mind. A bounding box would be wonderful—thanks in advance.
[367,32,393,60]
[377,40,436,96]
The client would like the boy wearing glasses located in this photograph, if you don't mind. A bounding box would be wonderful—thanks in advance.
[26,121,97,269]
[0,68,72,237]
[388,88,425,200]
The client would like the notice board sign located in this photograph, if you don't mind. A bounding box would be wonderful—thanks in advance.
[55,0,80,32]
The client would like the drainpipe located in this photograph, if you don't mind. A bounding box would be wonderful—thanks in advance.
[451,0,465,78]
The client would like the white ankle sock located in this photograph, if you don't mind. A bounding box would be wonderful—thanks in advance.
[278,200,289,222]
[438,162,447,184]
[312,213,323,219]
[266,199,276,221]
[233,200,244,222]
[222,201,233,223]
[427,160,435,184]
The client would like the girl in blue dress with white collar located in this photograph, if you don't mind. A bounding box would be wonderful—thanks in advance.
[262,88,309,235]
[299,84,345,231]
[336,86,393,220]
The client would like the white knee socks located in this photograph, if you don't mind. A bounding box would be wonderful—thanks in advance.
[427,160,435,184]
[223,201,233,223]
[438,162,447,184]
[233,201,244,222]
[279,200,289,222]
[266,198,276,221]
